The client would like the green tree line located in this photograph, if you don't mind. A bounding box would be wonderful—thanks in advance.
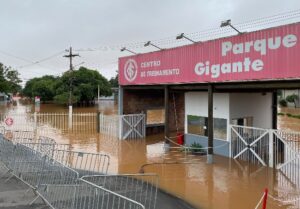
[0,63,22,94]
[23,67,119,104]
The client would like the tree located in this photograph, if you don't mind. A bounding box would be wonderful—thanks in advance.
[0,63,22,94]
[54,67,112,105]
[109,72,119,87]
[286,94,299,108]
[23,75,57,102]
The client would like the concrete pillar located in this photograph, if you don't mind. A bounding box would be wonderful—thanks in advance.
[207,84,214,164]
[118,86,124,115]
[68,105,72,129]
[164,86,169,140]
[272,91,278,130]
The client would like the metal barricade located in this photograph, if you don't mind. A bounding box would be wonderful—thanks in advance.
[10,130,35,141]
[0,135,16,170]
[10,135,70,158]
[0,126,4,134]
[0,142,75,188]
[81,174,158,209]
[52,150,110,176]
[0,132,148,209]
[38,179,145,209]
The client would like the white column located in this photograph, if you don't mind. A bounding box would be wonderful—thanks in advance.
[268,129,274,168]
[68,105,73,129]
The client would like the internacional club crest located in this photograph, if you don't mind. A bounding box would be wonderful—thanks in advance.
[124,59,138,82]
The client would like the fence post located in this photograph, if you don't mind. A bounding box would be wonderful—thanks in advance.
[34,112,38,139]
[68,106,72,129]
[97,112,100,133]
[269,129,274,168]
[119,115,123,140]
[228,124,232,158]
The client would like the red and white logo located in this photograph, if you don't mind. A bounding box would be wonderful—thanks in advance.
[124,59,138,82]
[5,117,13,126]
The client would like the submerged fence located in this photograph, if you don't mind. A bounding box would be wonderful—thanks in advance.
[0,112,98,134]
[0,128,157,209]
[99,113,146,140]
[0,112,146,140]
[82,174,159,209]
[230,125,300,208]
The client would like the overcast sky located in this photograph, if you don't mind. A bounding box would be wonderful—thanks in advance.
[0,0,300,85]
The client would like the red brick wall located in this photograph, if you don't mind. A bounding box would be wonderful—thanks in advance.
[123,88,185,135]
[123,89,164,114]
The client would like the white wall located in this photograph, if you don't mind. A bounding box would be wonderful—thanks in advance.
[184,92,230,139]
[229,93,272,129]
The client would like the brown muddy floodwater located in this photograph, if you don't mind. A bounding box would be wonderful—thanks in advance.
[1,99,300,209]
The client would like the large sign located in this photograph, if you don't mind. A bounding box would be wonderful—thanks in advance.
[119,22,300,85]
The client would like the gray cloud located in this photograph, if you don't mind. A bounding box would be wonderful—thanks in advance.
[0,0,299,82]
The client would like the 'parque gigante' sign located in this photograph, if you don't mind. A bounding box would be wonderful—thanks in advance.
[119,22,300,85]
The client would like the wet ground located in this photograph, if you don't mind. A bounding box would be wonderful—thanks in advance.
[0,164,49,209]
[0,100,300,209]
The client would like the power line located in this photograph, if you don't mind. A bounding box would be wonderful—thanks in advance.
[17,50,65,68]
[63,46,80,107]
[74,9,300,52]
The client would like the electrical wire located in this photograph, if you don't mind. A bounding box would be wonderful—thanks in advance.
[74,9,300,52]
[17,50,65,68]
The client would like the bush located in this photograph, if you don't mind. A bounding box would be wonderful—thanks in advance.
[286,94,299,108]
[286,113,292,117]
[277,112,285,116]
[279,99,287,107]
[291,114,300,119]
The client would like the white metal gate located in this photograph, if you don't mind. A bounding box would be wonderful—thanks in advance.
[230,125,270,166]
[121,114,146,140]
[274,130,300,187]
[99,114,146,140]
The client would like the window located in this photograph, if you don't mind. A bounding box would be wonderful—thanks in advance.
[146,109,165,125]
[187,115,227,140]
[231,117,253,127]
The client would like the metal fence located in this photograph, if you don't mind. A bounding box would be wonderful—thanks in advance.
[40,180,146,209]
[99,114,146,140]
[0,131,150,209]
[230,125,270,166]
[52,150,110,176]
[230,125,300,208]
[274,130,300,188]
[99,114,120,138]
[81,174,158,209]
[0,112,98,134]
[121,114,146,140]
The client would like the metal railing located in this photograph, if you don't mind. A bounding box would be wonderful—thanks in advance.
[39,179,145,209]
[0,132,148,209]
[0,112,98,134]
[81,174,158,209]
[230,125,270,166]
[52,150,110,176]
[273,130,300,189]
[99,114,120,138]
[99,113,146,140]
[121,114,146,140]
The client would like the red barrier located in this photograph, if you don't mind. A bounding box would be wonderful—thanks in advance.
[262,188,268,209]
[177,133,184,145]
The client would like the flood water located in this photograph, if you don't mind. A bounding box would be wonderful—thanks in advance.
[1,99,300,209]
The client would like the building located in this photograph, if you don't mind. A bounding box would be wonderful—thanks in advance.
[118,22,300,159]
[0,92,8,102]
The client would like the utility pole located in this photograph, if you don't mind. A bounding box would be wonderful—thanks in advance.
[63,47,79,129]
